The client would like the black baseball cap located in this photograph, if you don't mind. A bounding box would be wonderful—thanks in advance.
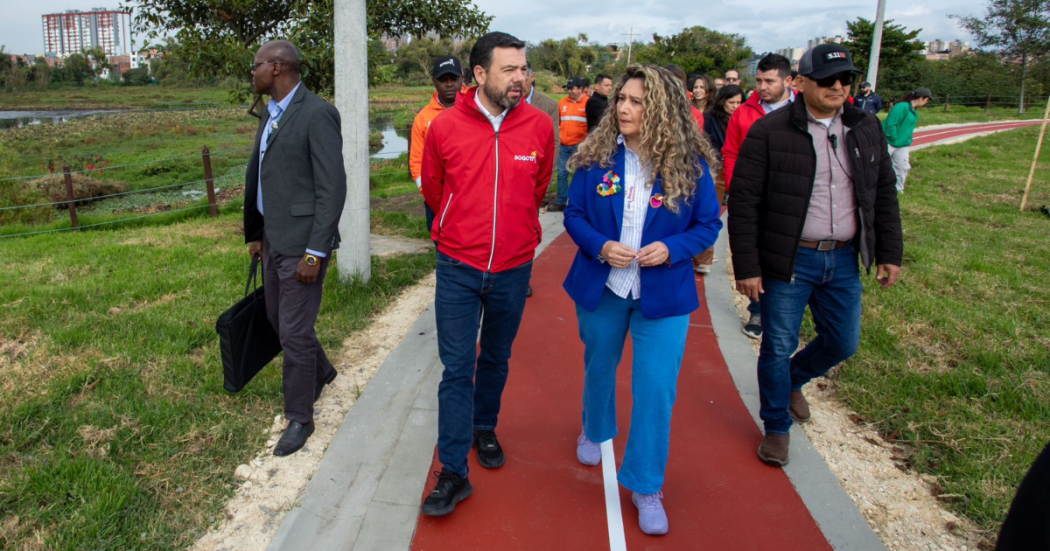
[565,76,584,88]
[798,44,859,79]
[432,56,463,79]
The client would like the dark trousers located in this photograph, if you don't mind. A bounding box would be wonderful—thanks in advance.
[435,251,532,476]
[262,234,336,424]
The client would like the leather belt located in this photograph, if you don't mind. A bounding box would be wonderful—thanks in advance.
[798,239,851,251]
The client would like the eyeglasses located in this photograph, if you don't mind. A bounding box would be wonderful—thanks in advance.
[249,60,283,71]
[814,73,854,88]
[725,77,740,83]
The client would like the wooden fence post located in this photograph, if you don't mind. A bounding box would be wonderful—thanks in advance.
[63,164,79,230]
[943,94,950,113]
[1020,95,1050,212]
[985,94,992,115]
[201,145,217,217]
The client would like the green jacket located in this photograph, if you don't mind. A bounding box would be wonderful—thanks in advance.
[882,101,918,148]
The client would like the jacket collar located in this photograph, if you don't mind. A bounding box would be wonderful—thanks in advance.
[790,93,866,130]
[610,141,665,236]
[264,83,306,144]
[458,85,520,125]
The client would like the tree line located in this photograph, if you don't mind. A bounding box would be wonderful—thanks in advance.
[1,0,1047,109]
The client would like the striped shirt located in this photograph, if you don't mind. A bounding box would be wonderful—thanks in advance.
[606,136,653,300]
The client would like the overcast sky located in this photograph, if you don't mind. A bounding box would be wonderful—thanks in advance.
[1,0,986,57]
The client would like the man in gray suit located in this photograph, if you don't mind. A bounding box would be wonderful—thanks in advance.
[244,40,347,457]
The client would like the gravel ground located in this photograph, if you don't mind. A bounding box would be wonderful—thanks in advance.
[723,252,985,551]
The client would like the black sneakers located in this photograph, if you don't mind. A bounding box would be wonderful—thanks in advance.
[742,313,763,340]
[421,469,473,516]
[473,430,505,469]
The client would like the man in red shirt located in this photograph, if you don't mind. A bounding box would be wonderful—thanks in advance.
[722,53,795,340]
[420,31,555,517]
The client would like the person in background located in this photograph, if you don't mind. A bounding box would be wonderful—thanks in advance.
[703,84,744,153]
[854,82,883,115]
[688,73,716,114]
[663,64,703,129]
[724,69,741,87]
[715,77,725,90]
[585,73,614,133]
[461,65,472,94]
[997,440,1050,551]
[729,44,902,467]
[692,84,744,274]
[551,76,589,212]
[522,61,560,298]
[882,88,932,194]
[410,55,463,233]
[564,64,722,536]
[721,53,795,340]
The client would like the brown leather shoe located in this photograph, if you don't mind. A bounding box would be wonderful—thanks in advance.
[789,390,811,423]
[758,434,790,467]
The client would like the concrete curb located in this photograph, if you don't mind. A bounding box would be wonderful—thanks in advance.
[267,211,567,551]
[705,215,885,551]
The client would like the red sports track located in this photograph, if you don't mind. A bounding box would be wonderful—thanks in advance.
[407,120,1040,551]
[912,120,1040,147]
[411,234,830,551]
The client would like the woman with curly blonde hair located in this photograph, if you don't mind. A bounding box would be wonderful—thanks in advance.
[562,64,723,536]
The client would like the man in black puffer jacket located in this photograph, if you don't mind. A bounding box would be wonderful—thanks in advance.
[728,44,903,467]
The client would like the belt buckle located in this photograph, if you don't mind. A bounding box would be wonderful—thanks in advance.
[816,240,837,251]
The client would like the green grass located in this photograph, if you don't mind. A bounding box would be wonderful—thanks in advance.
[0,211,436,550]
[821,126,1050,545]
[0,85,236,110]
[882,105,1046,127]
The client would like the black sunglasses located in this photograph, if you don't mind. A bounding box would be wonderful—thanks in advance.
[814,73,854,88]
[249,60,283,71]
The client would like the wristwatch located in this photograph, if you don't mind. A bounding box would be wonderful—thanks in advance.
[303,253,320,266]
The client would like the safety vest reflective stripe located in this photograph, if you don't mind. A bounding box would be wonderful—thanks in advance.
[561,116,587,123]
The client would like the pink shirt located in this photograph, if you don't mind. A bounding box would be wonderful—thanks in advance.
[800,107,859,242]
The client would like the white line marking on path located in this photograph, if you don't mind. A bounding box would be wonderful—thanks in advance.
[601,440,628,551]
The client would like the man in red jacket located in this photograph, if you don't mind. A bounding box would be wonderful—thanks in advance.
[721,53,794,340]
[419,31,556,517]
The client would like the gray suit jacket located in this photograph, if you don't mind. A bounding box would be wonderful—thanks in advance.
[244,85,347,257]
[531,90,560,147]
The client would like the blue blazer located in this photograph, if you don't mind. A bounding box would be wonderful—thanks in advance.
[562,144,723,319]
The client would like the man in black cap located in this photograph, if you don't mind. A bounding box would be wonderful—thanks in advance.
[729,43,903,467]
[410,55,463,231]
[854,81,883,115]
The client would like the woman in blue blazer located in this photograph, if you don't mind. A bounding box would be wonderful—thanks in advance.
[562,64,723,536]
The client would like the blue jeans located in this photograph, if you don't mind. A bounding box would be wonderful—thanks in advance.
[435,252,532,476]
[557,144,578,206]
[576,288,690,494]
[757,246,862,434]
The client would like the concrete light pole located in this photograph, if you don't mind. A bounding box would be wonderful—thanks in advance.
[867,0,887,90]
[334,0,371,283]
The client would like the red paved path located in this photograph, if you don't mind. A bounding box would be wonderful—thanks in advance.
[411,233,831,551]
[912,120,1039,147]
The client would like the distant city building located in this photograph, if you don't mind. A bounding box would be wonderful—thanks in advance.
[922,39,971,60]
[774,47,806,69]
[42,8,130,58]
[806,35,846,49]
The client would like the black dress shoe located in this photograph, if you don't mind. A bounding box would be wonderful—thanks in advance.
[314,369,338,401]
[273,421,314,457]
[421,469,472,516]
[526,285,533,298]
[473,430,505,469]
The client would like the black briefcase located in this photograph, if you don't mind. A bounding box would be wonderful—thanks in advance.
[216,255,283,393]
